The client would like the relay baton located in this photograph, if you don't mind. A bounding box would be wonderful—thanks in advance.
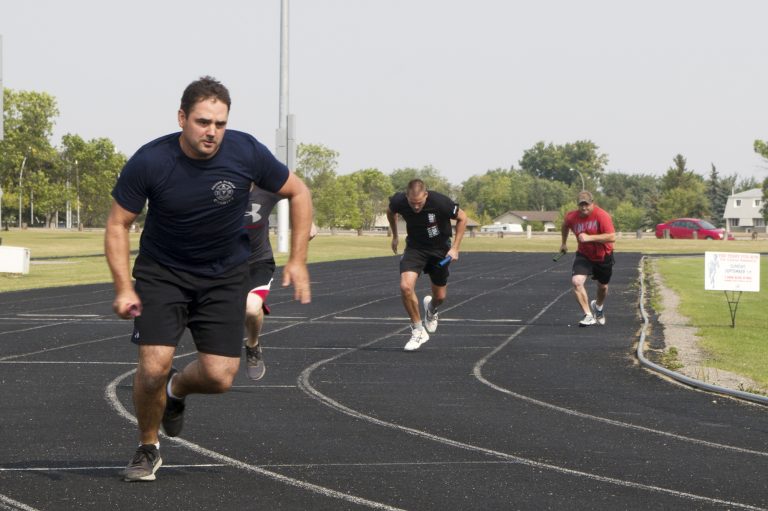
[438,255,452,267]
[552,250,566,262]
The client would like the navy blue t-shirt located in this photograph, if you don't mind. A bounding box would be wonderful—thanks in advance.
[388,191,459,250]
[111,130,289,276]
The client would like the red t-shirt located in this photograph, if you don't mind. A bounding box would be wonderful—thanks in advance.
[564,205,615,262]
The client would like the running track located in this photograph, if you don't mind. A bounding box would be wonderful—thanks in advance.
[0,252,766,510]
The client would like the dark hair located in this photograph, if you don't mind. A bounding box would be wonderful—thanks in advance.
[180,76,231,115]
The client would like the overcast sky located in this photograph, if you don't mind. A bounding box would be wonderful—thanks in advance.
[2,0,767,186]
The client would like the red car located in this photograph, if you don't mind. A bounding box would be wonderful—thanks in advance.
[655,218,728,240]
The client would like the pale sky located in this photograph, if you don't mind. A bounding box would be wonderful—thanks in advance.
[2,0,767,186]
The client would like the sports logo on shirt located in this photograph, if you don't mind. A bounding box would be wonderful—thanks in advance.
[244,202,263,224]
[212,180,236,205]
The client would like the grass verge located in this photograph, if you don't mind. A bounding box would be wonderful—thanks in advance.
[655,256,768,386]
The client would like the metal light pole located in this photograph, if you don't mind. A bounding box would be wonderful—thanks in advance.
[275,0,291,253]
[18,156,27,228]
[75,159,80,228]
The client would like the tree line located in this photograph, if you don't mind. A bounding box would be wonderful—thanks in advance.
[2,88,767,231]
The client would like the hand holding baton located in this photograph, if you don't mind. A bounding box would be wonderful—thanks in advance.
[552,250,566,262]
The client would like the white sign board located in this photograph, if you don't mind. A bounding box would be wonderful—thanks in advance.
[0,246,31,274]
[704,252,761,292]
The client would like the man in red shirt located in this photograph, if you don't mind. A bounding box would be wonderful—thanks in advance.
[560,190,616,327]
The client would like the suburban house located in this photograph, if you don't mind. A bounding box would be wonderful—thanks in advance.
[722,188,766,233]
[489,210,559,232]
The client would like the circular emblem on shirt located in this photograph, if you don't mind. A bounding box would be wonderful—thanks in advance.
[212,180,235,205]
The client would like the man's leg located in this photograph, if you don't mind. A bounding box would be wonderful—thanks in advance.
[595,282,608,307]
[400,271,430,350]
[245,292,265,349]
[133,345,176,446]
[244,292,267,380]
[399,271,421,323]
[571,274,592,315]
[171,352,241,397]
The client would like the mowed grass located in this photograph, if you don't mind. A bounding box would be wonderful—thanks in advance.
[655,257,768,387]
[1,228,766,292]
[1,229,767,388]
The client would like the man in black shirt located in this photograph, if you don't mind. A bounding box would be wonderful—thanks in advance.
[387,179,467,351]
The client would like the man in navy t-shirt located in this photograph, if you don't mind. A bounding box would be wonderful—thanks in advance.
[105,76,313,482]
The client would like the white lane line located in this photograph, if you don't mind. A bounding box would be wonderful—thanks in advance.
[105,369,405,511]
[0,464,226,473]
[0,494,39,511]
[0,361,135,365]
[472,292,768,458]
[334,316,521,323]
[0,322,71,337]
[298,327,767,511]
[296,264,768,511]
[0,334,126,361]
[16,314,101,318]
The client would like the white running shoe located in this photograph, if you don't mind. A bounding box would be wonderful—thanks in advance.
[422,296,438,333]
[590,300,606,326]
[404,326,429,351]
[578,314,597,327]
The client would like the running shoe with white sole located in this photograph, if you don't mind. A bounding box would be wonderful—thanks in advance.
[422,295,438,333]
[590,300,606,326]
[578,314,597,327]
[404,327,429,351]
[245,344,266,381]
[121,444,162,482]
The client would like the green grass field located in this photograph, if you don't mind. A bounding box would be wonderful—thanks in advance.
[655,256,768,387]
[1,228,766,387]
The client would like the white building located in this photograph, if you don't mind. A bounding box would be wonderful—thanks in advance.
[723,188,765,233]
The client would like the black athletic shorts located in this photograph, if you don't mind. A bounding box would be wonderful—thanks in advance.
[131,254,250,358]
[572,252,615,285]
[399,245,450,287]
[248,258,276,290]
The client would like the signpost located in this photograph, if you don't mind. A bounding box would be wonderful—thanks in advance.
[704,252,761,327]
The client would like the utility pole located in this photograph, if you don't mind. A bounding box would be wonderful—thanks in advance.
[275,0,293,253]
[18,156,27,228]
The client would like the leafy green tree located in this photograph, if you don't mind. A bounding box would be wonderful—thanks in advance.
[344,168,393,231]
[754,140,768,159]
[389,165,453,197]
[519,140,608,187]
[459,170,514,218]
[0,88,59,224]
[655,187,710,224]
[296,143,338,189]
[313,174,361,230]
[612,201,646,231]
[705,164,729,227]
[60,134,126,227]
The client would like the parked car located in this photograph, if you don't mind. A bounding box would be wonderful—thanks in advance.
[655,218,730,240]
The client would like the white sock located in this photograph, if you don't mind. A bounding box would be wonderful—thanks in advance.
[412,322,423,331]
[167,374,182,400]
[140,442,160,449]
[595,303,603,311]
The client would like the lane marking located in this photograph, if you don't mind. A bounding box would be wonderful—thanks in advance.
[105,369,405,511]
[0,494,39,511]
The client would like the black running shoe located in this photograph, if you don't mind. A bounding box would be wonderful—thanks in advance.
[161,368,185,437]
[245,344,266,381]
[121,444,162,482]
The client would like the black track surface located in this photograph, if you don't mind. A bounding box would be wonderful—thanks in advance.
[1,252,766,510]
